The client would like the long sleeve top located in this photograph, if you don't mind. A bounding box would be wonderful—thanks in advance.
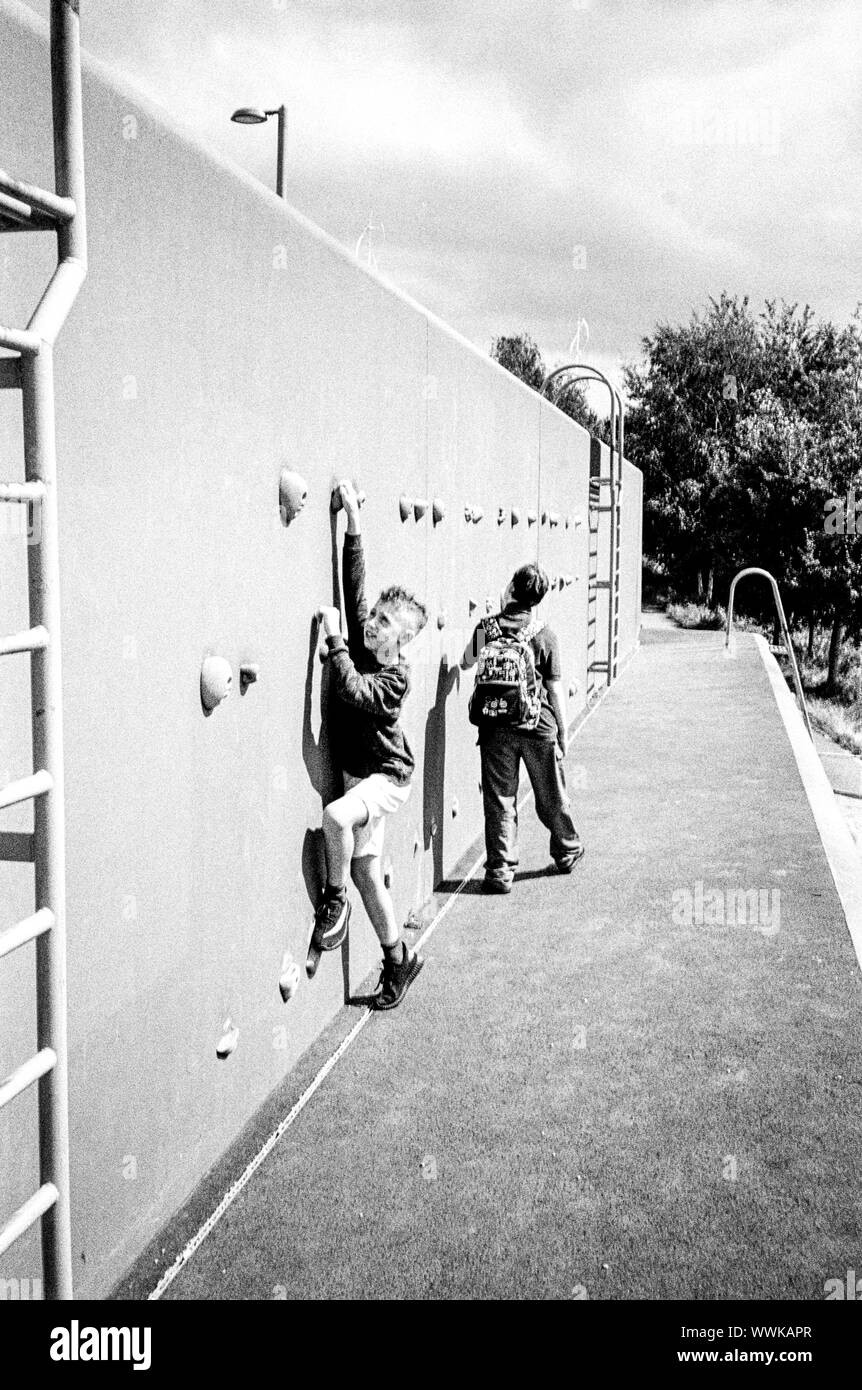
[324,533,415,786]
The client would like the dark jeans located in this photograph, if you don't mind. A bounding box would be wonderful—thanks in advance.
[480,730,581,883]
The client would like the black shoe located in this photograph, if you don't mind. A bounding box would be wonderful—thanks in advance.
[483,876,512,894]
[375,946,424,1011]
[554,846,585,874]
[312,891,351,952]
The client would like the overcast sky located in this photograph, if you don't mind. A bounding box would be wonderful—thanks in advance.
[24,0,861,406]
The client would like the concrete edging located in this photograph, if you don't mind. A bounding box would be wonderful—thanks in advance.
[754,634,862,976]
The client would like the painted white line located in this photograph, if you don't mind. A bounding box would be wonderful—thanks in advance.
[754,635,862,976]
[147,653,637,1299]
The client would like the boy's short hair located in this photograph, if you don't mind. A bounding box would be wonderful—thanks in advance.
[378,585,428,638]
[509,563,549,608]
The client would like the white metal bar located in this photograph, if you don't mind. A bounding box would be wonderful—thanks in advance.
[0,769,53,810]
[0,325,41,355]
[0,1048,56,1112]
[0,907,53,959]
[0,170,75,223]
[0,480,46,502]
[0,625,49,656]
[0,1183,59,1259]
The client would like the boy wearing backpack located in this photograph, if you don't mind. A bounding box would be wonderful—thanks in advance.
[464,563,583,893]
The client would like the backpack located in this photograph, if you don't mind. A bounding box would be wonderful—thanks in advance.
[468,616,545,729]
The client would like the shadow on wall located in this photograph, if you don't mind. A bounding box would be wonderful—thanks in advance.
[424,657,461,887]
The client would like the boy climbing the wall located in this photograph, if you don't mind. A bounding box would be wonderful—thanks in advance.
[464,563,583,893]
[313,480,428,1009]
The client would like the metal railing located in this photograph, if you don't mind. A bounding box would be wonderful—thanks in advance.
[725,567,813,740]
[0,0,87,1300]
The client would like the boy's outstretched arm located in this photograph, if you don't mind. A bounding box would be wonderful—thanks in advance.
[336,480,368,659]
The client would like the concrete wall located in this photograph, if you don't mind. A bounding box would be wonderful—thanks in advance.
[0,0,641,1296]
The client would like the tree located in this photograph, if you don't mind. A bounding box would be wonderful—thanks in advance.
[491,332,609,439]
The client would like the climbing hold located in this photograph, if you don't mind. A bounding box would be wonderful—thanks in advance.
[405,909,422,931]
[527,510,537,526]
[549,513,560,528]
[432,497,446,525]
[464,505,474,523]
[399,494,414,522]
[330,484,366,513]
[563,574,574,587]
[430,817,438,838]
[278,952,301,1003]
[558,576,566,590]
[472,506,484,523]
[200,656,233,713]
[541,510,549,526]
[452,797,459,818]
[413,498,429,521]
[468,597,478,613]
[216,1017,239,1060]
[574,514,585,529]
[413,831,420,857]
[239,663,260,694]
[497,507,507,526]
[565,515,571,529]
[511,507,521,526]
[437,611,446,629]
[383,857,393,889]
[278,470,309,525]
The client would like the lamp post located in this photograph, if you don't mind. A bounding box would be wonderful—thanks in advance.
[230,104,287,198]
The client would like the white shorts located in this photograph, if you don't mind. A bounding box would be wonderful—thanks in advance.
[343,772,411,859]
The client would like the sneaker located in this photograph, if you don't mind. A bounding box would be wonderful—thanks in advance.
[312,890,351,952]
[375,946,424,1011]
[554,846,586,874]
[483,876,513,894]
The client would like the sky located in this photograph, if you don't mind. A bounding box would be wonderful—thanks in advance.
[23,0,862,409]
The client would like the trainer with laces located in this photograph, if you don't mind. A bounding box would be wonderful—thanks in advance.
[311,480,427,1010]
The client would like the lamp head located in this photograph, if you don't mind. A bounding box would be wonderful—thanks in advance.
[231,106,268,125]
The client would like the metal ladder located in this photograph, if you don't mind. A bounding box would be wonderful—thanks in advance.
[725,567,813,740]
[0,0,87,1301]
[541,364,624,698]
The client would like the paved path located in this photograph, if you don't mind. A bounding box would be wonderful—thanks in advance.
[118,629,862,1301]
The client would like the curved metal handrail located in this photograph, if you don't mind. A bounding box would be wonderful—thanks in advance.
[726,567,813,739]
[541,363,624,498]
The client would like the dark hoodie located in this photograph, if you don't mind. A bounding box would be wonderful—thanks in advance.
[324,533,414,785]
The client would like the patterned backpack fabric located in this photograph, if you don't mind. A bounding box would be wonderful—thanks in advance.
[468,616,545,729]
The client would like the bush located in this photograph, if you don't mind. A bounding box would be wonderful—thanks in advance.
[666,601,727,630]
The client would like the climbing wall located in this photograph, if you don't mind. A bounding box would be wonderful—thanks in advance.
[0,0,642,1296]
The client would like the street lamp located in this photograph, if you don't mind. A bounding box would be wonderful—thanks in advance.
[230,105,287,199]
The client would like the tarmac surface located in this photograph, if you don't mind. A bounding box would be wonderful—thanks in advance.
[117,626,862,1300]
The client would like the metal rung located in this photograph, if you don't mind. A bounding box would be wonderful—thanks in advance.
[0,358,22,389]
[594,505,617,514]
[0,907,53,959]
[0,1183,59,1259]
[0,480,46,503]
[0,769,53,811]
[0,191,58,231]
[0,1047,56,1112]
[0,625,49,656]
[589,661,609,671]
[0,170,75,224]
[0,325,40,356]
[594,580,611,590]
